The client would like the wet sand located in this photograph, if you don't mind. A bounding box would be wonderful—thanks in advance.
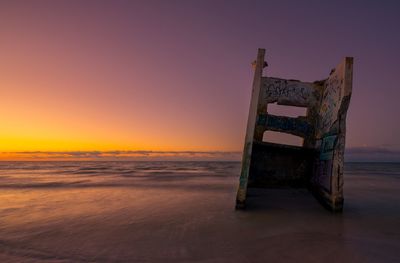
[0,162,399,262]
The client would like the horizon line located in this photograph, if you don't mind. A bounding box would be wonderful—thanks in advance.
[1,146,400,162]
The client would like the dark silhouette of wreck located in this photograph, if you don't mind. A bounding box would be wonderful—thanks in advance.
[236,49,353,212]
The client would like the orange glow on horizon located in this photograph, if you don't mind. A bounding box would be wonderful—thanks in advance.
[0,45,243,159]
[0,150,242,161]
[4,1,397,161]
[0,73,242,157]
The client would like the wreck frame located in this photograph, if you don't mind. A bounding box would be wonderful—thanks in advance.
[236,48,353,212]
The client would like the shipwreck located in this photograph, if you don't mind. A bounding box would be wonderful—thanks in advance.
[236,49,353,212]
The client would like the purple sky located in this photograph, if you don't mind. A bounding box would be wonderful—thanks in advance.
[1,0,400,161]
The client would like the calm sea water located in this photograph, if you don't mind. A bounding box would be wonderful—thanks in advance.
[0,161,240,190]
[1,161,399,187]
[0,161,399,262]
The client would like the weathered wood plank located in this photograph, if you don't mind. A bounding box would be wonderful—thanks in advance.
[257,114,313,138]
[236,49,266,209]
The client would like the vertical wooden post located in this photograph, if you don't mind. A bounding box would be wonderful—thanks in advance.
[329,57,353,211]
[236,49,265,209]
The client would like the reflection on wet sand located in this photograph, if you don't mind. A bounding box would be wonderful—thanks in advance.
[0,162,399,262]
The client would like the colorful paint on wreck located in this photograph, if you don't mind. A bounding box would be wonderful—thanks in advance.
[236,49,353,212]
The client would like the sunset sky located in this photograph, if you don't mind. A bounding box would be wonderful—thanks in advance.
[1,1,400,161]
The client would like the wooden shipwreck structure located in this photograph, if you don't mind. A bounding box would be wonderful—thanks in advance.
[236,49,353,212]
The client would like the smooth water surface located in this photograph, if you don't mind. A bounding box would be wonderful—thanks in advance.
[0,162,399,262]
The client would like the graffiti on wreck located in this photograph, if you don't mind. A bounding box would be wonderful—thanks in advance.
[319,74,343,134]
[266,115,312,137]
[256,114,267,126]
[313,135,337,192]
[262,78,316,106]
[314,159,333,192]
[236,49,352,212]
[320,135,337,160]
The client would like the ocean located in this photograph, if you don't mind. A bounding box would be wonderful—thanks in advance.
[0,161,399,262]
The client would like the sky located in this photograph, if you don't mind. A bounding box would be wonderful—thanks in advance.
[1,0,400,161]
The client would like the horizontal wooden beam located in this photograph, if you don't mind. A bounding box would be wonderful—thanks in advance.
[257,114,314,138]
[261,77,322,107]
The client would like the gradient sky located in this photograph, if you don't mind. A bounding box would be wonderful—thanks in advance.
[1,0,400,160]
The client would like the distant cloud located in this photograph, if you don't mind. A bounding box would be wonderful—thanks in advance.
[2,147,400,162]
[0,150,242,161]
[345,147,400,162]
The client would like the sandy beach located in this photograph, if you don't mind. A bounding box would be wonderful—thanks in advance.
[0,161,399,262]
